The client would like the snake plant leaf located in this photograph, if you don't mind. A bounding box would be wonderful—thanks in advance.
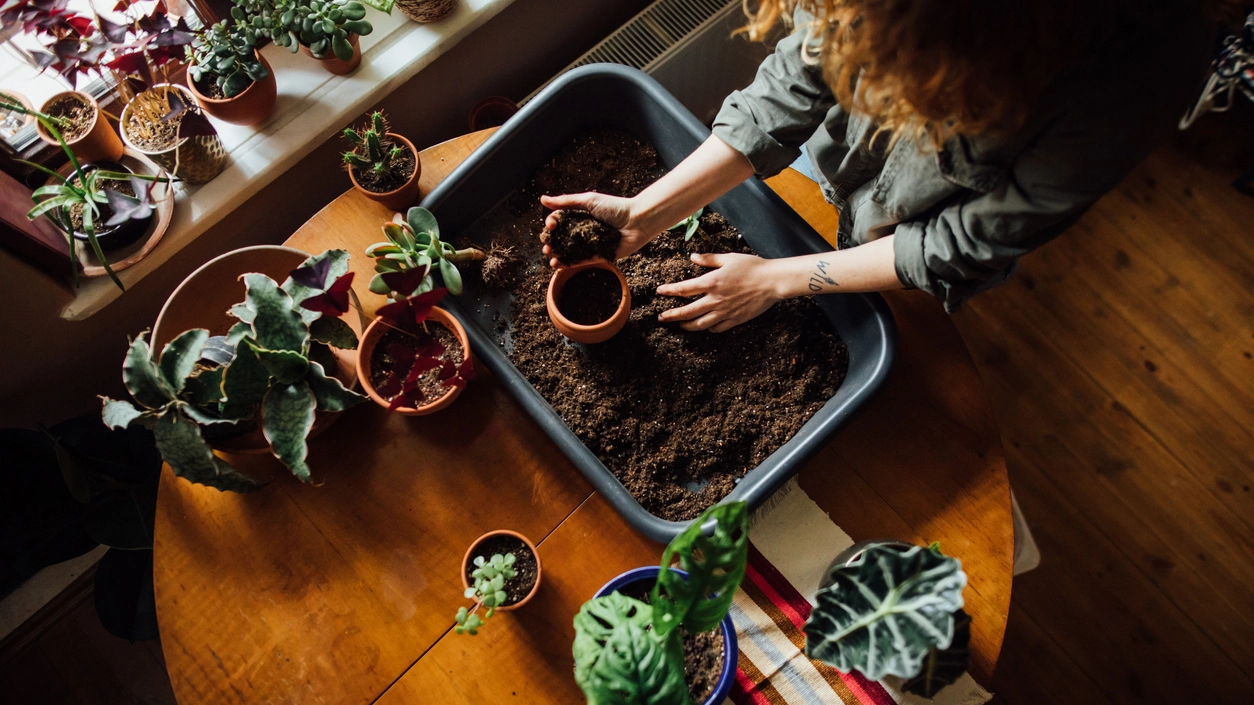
[651,501,749,637]
[306,361,366,412]
[153,410,262,493]
[101,398,148,431]
[261,382,316,482]
[220,343,269,415]
[242,273,308,352]
[804,544,967,682]
[309,315,358,350]
[901,608,971,698]
[242,338,309,385]
[122,333,176,410]
[158,329,209,394]
[406,207,439,239]
[572,594,689,705]
[282,249,351,324]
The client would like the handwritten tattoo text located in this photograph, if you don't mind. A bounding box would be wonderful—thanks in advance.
[808,260,837,292]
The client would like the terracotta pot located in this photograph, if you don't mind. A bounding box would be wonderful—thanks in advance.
[121,84,227,184]
[37,91,125,164]
[0,90,35,138]
[356,306,470,416]
[186,51,277,126]
[347,132,422,211]
[461,530,542,612]
[546,260,630,344]
[300,33,361,75]
[153,245,364,454]
[397,0,456,23]
[46,161,153,251]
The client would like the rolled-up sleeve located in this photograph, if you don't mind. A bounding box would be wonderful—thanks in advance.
[712,26,836,178]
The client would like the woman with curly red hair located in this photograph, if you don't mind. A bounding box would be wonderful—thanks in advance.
[543,0,1218,329]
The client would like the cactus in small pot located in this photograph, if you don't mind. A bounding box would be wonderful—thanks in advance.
[101,249,367,491]
[366,207,484,297]
[342,111,401,175]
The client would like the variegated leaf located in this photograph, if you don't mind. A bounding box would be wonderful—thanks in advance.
[122,332,176,409]
[153,410,262,493]
[241,273,308,352]
[306,361,366,412]
[158,329,209,393]
[261,382,316,482]
[309,315,358,350]
[101,397,147,430]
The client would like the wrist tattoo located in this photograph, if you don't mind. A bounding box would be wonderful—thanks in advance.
[807,260,837,292]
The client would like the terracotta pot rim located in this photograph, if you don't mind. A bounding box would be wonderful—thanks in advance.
[36,90,99,145]
[186,50,270,106]
[356,307,469,414]
[460,529,542,612]
[347,132,421,200]
[120,83,200,155]
[546,260,631,339]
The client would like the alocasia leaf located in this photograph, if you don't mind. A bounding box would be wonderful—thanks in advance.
[305,361,366,412]
[261,382,316,482]
[804,544,967,681]
[651,501,749,637]
[572,593,689,705]
[309,315,358,350]
[153,410,261,493]
[241,273,308,352]
[158,328,209,394]
[901,609,971,698]
[122,332,176,409]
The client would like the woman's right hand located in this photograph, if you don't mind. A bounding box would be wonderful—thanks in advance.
[539,193,661,268]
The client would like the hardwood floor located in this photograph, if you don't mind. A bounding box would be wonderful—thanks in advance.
[3,134,1251,703]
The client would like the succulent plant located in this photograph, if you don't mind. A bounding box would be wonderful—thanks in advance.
[668,207,703,242]
[273,0,372,61]
[187,20,269,98]
[342,110,403,174]
[803,543,968,683]
[366,207,484,297]
[100,250,367,491]
[454,552,517,635]
[572,502,749,705]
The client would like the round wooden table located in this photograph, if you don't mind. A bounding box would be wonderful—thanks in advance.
[152,130,1013,704]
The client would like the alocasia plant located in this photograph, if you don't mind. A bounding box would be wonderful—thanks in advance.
[101,250,367,491]
[803,543,968,683]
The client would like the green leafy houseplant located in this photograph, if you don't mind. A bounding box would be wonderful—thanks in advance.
[100,250,367,492]
[271,0,373,61]
[572,502,749,705]
[454,552,516,635]
[667,207,704,242]
[803,543,970,696]
[0,98,171,292]
[366,206,484,297]
[187,20,269,98]
[342,111,401,176]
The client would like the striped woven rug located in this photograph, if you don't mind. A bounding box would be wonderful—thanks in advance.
[725,480,993,705]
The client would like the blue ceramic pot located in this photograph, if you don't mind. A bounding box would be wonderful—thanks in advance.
[594,566,738,705]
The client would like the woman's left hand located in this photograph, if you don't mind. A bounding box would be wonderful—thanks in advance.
[656,253,783,332]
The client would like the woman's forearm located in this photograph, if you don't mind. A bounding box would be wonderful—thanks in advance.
[631,135,756,233]
[767,236,904,298]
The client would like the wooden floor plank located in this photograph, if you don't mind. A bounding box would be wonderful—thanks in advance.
[37,600,136,705]
[988,603,1114,705]
[73,603,179,705]
[0,641,77,705]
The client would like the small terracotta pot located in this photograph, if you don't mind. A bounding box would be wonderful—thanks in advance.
[461,530,542,612]
[356,306,470,416]
[37,91,125,164]
[300,34,361,75]
[348,132,422,211]
[547,260,630,344]
[186,51,277,126]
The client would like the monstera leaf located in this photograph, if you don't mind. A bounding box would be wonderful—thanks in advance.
[804,544,967,682]
[572,593,690,705]
[651,502,748,636]
[901,608,971,698]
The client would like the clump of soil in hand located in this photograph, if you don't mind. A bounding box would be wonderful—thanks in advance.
[557,268,622,325]
[616,579,725,703]
[350,140,417,194]
[541,209,621,264]
[480,242,525,290]
[44,94,94,141]
[464,534,539,606]
[369,322,463,405]
[457,130,848,520]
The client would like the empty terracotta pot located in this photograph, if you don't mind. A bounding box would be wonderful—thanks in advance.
[301,34,361,75]
[547,260,630,344]
[37,91,124,164]
[356,306,470,416]
[348,132,422,211]
[186,51,277,126]
[461,530,542,612]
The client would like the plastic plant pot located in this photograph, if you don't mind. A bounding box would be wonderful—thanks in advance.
[546,260,630,344]
[462,530,542,611]
[356,307,471,416]
[594,566,737,705]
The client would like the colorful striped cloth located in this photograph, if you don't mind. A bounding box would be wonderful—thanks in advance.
[724,480,993,705]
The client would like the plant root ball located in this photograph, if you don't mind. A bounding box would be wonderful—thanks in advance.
[539,209,621,265]
[480,242,525,289]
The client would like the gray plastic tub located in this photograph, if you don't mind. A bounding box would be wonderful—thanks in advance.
[422,65,895,543]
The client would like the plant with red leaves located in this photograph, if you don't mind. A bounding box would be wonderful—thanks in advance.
[372,283,474,411]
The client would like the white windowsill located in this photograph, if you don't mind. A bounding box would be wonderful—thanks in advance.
[60,0,514,321]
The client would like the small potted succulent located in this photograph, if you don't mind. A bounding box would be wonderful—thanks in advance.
[541,209,631,344]
[573,502,746,705]
[101,249,368,491]
[454,530,542,635]
[0,98,172,292]
[804,541,971,698]
[253,0,374,74]
[186,19,276,126]
[342,111,421,211]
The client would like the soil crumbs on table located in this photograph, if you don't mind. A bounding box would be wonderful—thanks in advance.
[542,209,621,264]
[558,267,622,325]
[461,130,849,521]
[465,534,538,606]
[617,579,724,703]
[369,323,463,405]
[352,139,417,193]
[44,95,94,141]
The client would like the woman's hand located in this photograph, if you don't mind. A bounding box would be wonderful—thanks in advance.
[656,253,784,332]
[539,193,661,268]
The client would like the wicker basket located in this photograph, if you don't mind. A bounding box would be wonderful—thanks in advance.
[397,0,455,23]
[120,84,228,185]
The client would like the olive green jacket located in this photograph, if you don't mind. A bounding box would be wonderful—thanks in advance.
[712,10,1211,310]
